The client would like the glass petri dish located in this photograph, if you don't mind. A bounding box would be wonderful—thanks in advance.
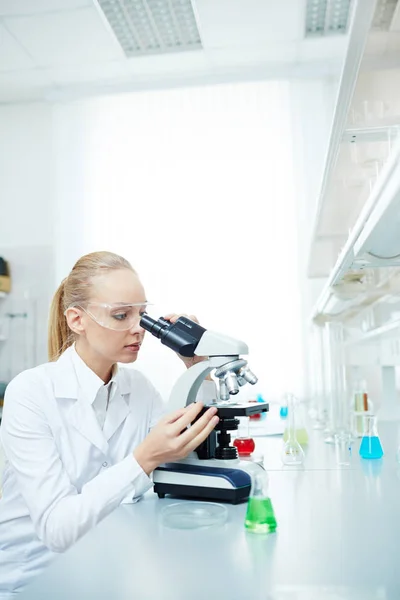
[160,501,228,530]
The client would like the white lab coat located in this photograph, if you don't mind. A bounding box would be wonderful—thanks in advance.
[0,345,214,597]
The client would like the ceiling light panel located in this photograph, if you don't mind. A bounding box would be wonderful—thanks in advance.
[96,0,202,57]
[372,0,399,31]
[305,0,352,37]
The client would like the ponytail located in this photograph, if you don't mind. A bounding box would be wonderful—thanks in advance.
[48,279,72,361]
[47,251,136,362]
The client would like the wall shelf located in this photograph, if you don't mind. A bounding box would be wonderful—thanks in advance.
[307,0,378,279]
[309,0,400,325]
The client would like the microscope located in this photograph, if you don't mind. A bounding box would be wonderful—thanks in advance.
[140,314,269,504]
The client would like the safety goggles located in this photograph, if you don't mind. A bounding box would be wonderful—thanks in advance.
[66,302,152,331]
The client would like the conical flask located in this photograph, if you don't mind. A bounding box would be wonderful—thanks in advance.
[244,470,277,534]
[359,414,383,459]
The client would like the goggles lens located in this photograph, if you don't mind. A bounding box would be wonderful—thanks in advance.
[81,302,150,331]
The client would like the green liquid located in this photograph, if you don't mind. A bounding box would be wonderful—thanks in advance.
[245,497,277,534]
[283,427,309,445]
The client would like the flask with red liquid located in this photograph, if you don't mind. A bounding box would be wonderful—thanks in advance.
[234,417,255,457]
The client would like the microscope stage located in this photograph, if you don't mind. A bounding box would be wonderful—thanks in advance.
[204,401,269,418]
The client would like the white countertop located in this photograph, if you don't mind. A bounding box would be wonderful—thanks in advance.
[20,420,400,600]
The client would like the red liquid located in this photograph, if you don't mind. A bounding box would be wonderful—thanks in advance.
[234,437,255,456]
[248,400,261,420]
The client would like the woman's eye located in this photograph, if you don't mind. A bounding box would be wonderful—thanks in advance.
[113,313,128,321]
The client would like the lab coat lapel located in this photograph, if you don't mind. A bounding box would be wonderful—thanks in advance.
[52,346,109,455]
[68,393,109,455]
[103,393,130,441]
[103,370,131,441]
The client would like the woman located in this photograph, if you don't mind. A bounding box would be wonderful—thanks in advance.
[0,251,219,597]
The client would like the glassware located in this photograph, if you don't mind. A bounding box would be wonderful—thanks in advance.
[283,395,309,446]
[245,470,277,534]
[350,379,373,438]
[323,322,350,444]
[161,502,228,530]
[281,394,305,466]
[248,399,261,420]
[256,393,267,420]
[334,432,353,466]
[233,417,255,457]
[359,415,384,459]
[279,394,288,419]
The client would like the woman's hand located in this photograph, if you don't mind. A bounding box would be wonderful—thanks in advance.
[133,402,219,475]
[163,313,207,369]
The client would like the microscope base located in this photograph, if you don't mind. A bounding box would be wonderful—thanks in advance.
[154,482,249,504]
[153,460,264,504]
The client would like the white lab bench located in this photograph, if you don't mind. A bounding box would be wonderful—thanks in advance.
[19,421,400,600]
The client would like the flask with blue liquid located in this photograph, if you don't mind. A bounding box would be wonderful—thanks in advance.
[359,414,383,459]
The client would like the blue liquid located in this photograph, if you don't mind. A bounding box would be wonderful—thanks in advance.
[359,436,384,459]
[257,394,267,420]
[279,406,288,419]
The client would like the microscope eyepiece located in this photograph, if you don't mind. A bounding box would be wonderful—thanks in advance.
[139,313,207,357]
[139,313,169,338]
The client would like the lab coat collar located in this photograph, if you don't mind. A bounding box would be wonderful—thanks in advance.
[52,345,132,453]
[53,345,131,398]
[70,344,118,406]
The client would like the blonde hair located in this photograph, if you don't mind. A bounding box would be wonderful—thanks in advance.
[48,251,135,361]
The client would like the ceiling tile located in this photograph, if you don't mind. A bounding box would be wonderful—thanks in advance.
[3,6,124,67]
[44,60,128,84]
[0,21,36,71]
[0,0,91,17]
[195,0,304,48]
[125,50,211,75]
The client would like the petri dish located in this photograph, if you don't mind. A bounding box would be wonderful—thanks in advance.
[160,501,228,530]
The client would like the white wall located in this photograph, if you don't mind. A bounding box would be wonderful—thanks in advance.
[0,104,55,379]
[52,82,305,402]
[0,81,337,400]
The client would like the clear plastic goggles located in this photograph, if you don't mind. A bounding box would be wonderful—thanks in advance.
[67,302,152,331]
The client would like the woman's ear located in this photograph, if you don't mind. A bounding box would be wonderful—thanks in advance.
[65,307,86,335]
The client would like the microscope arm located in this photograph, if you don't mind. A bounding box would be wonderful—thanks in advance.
[168,355,239,411]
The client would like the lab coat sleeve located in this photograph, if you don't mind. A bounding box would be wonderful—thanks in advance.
[1,378,153,554]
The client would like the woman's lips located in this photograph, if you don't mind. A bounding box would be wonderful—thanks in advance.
[124,344,141,352]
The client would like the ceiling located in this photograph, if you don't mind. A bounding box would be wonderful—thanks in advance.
[0,0,348,104]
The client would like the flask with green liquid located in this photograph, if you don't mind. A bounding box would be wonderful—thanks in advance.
[245,470,277,534]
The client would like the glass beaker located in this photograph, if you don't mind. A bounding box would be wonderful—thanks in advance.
[359,415,384,459]
[233,417,255,457]
[281,394,305,466]
[244,470,277,534]
[283,395,309,446]
[334,432,353,467]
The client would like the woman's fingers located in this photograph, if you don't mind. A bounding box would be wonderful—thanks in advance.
[170,402,210,434]
[178,406,219,446]
[163,406,189,425]
[183,415,220,454]
[163,313,199,324]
